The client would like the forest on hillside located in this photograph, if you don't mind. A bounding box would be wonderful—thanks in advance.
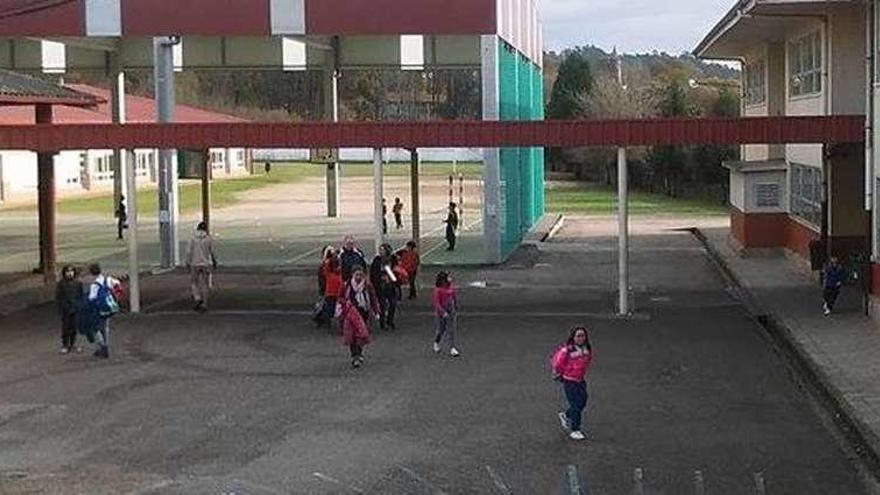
[543,45,741,203]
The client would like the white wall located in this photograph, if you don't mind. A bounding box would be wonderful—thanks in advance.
[785,20,825,169]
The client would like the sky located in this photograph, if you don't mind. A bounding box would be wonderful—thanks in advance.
[539,0,735,55]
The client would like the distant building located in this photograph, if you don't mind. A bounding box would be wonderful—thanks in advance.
[0,84,252,205]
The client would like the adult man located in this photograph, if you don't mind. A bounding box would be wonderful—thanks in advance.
[339,235,367,281]
[115,196,127,240]
[186,222,217,312]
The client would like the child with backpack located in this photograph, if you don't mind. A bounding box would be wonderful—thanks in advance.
[551,326,595,441]
[55,265,84,354]
[85,263,121,359]
[338,267,379,368]
[432,271,459,357]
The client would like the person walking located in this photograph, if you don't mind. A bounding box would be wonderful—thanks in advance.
[186,222,217,313]
[432,271,459,357]
[398,240,421,300]
[316,253,343,328]
[551,326,595,441]
[370,243,399,330]
[339,235,367,282]
[85,263,120,359]
[115,195,128,240]
[444,202,459,251]
[55,265,83,354]
[823,256,847,316]
[317,245,336,297]
[382,198,388,235]
[338,267,378,368]
[393,197,404,229]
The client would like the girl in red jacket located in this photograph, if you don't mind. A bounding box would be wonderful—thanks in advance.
[551,326,594,441]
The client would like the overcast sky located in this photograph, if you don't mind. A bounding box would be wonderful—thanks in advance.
[539,0,735,54]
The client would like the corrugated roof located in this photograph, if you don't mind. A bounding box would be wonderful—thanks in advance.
[0,82,248,125]
[0,69,100,106]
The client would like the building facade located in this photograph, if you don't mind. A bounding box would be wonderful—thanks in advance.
[697,0,869,261]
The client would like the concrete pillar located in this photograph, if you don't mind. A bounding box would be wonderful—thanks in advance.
[36,104,55,285]
[154,36,180,268]
[618,147,630,316]
[410,149,421,244]
[110,55,127,215]
[125,149,140,313]
[324,37,340,218]
[481,35,502,263]
[373,148,384,255]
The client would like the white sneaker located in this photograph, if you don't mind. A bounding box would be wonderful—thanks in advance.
[432,342,441,353]
[569,431,586,441]
[450,348,460,357]
[823,304,831,316]
[558,412,570,431]
[59,347,69,355]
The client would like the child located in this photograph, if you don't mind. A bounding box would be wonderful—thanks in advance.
[55,265,83,354]
[398,241,421,300]
[823,256,846,316]
[338,267,379,368]
[317,254,342,328]
[393,197,404,229]
[551,326,594,441]
[432,271,459,357]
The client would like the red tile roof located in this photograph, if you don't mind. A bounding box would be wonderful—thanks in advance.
[0,83,247,125]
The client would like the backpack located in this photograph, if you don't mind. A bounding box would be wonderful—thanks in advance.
[94,279,120,318]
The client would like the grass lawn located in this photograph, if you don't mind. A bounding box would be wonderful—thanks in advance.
[546,183,727,216]
[6,162,483,216]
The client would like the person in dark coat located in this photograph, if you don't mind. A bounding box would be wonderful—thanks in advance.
[823,256,847,316]
[115,196,128,240]
[370,243,399,330]
[444,202,459,251]
[55,265,83,354]
[339,235,367,282]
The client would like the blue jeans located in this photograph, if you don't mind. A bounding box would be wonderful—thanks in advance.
[563,380,588,432]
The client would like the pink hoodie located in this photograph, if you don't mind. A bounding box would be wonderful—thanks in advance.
[432,285,457,317]
[551,345,594,382]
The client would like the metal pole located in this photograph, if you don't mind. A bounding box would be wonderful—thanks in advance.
[410,149,421,244]
[154,36,178,268]
[324,38,340,218]
[110,54,127,215]
[36,104,55,285]
[459,172,464,226]
[125,149,140,313]
[201,149,211,232]
[373,148,384,255]
[618,147,630,316]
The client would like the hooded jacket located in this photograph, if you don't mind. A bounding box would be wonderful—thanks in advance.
[187,230,216,268]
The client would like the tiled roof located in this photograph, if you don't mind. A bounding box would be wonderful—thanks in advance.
[0,83,248,125]
[0,69,100,106]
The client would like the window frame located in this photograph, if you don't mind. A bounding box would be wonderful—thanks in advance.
[788,31,823,98]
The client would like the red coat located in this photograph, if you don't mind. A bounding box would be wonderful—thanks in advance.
[338,281,378,346]
[324,270,343,298]
[399,249,420,275]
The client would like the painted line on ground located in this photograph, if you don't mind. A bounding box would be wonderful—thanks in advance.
[313,472,364,494]
[485,465,513,495]
[567,465,582,495]
[140,309,650,320]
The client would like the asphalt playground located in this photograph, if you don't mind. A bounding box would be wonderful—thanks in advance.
[0,217,873,494]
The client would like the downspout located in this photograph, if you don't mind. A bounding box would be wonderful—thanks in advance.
[867,0,875,258]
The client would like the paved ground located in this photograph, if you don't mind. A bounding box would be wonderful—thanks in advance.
[0,216,873,494]
[699,226,880,485]
[0,172,486,275]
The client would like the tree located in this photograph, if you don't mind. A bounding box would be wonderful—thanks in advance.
[546,48,594,120]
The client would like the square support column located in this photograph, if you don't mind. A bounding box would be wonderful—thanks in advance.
[373,148,385,255]
[36,104,55,285]
[481,35,502,264]
[324,37,341,218]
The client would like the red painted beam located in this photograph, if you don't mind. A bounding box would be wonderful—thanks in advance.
[2,116,865,152]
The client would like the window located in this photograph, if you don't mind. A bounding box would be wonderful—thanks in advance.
[744,60,766,106]
[755,183,780,207]
[790,163,823,227]
[788,32,822,97]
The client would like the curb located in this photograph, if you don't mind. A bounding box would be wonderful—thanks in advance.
[691,227,880,478]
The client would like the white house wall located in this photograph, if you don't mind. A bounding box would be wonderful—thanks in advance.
[785,19,825,170]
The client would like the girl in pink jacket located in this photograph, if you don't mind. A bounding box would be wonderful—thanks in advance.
[432,271,459,357]
[551,326,594,441]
